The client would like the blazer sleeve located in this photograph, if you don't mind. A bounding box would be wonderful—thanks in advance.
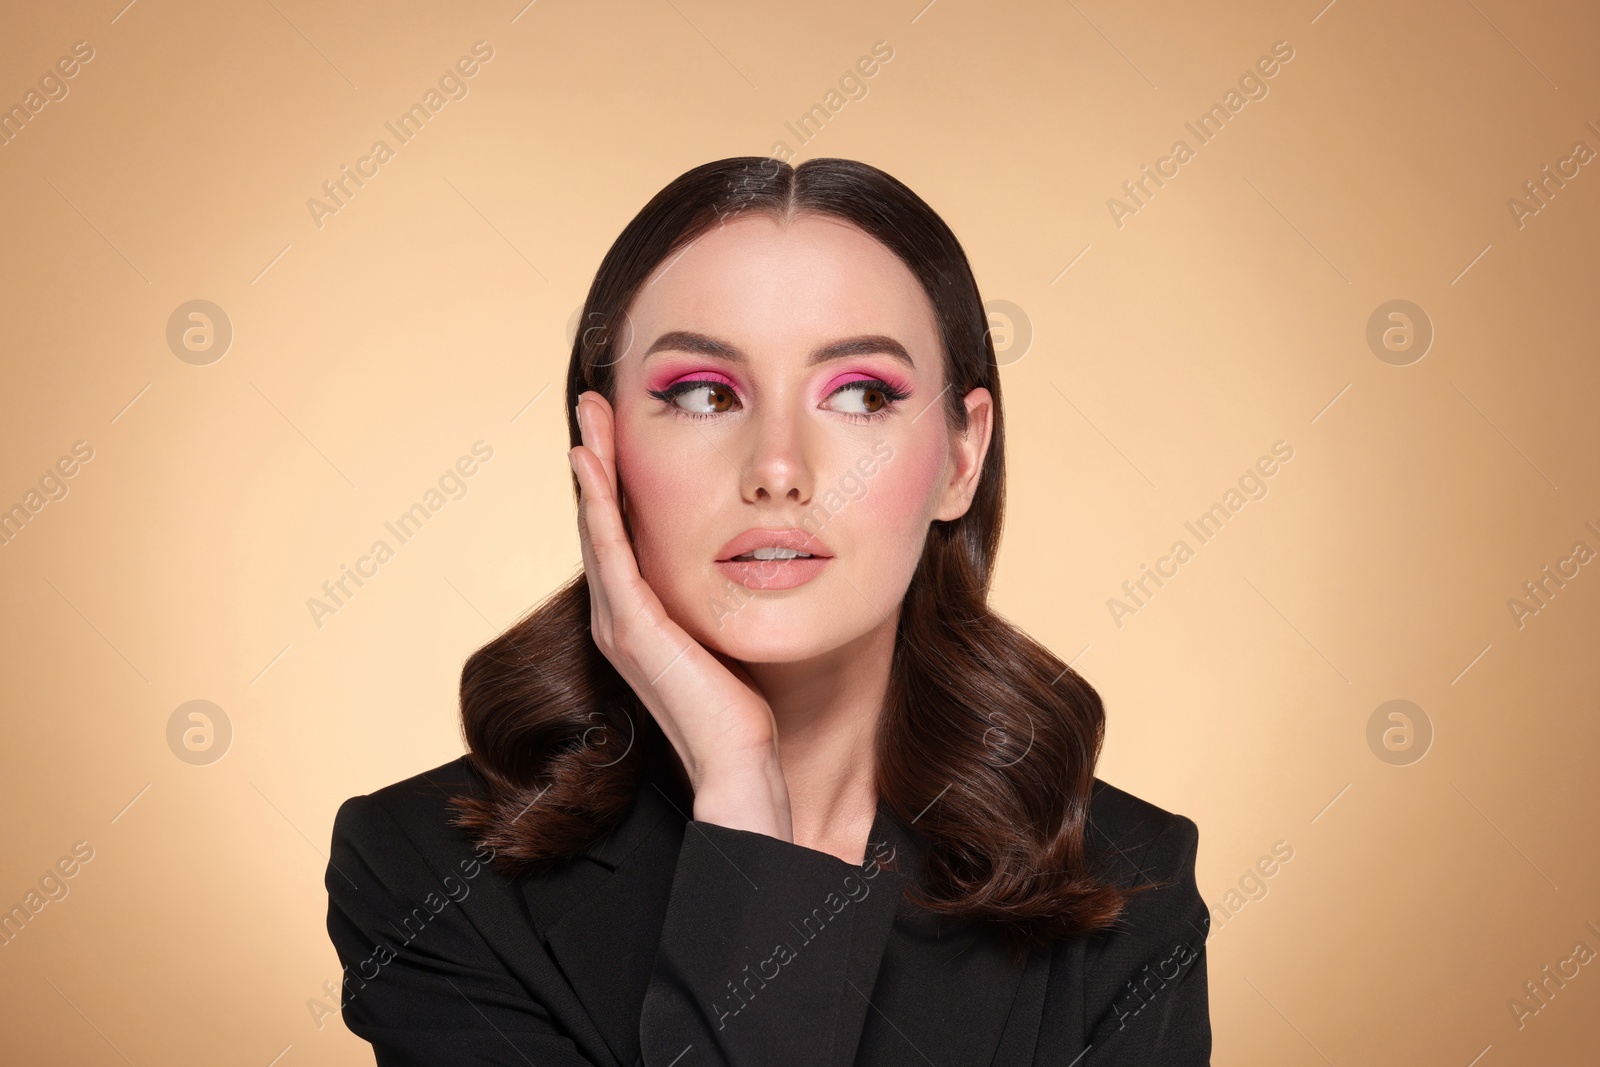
[325,793,604,1066]
[639,819,896,1067]
[1083,814,1213,1065]
[327,793,895,1067]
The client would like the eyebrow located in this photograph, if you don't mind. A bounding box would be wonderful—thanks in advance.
[641,330,917,370]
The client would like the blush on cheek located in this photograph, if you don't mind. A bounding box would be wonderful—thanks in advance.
[613,439,709,582]
[868,431,948,546]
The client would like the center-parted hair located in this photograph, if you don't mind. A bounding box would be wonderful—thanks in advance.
[448,156,1144,958]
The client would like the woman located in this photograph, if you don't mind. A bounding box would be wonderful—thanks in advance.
[324,156,1212,1065]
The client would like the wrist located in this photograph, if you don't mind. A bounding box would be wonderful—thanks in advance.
[692,756,790,839]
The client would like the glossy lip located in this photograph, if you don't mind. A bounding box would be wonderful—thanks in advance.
[714,527,834,563]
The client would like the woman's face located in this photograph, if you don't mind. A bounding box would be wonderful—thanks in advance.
[603,210,992,664]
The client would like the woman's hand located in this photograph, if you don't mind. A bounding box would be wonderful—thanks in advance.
[568,390,793,840]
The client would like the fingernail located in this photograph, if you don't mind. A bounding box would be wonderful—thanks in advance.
[567,449,578,472]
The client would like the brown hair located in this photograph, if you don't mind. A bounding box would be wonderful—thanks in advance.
[449,156,1145,957]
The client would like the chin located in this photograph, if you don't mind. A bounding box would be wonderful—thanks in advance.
[709,633,836,666]
[683,596,844,664]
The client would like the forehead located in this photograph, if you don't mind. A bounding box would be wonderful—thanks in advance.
[624,212,941,363]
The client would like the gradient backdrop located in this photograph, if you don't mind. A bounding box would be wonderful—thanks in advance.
[2,0,1597,1063]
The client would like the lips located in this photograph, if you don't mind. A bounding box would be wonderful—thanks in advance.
[714,527,834,563]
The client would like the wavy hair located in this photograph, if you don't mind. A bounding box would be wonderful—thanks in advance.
[448,156,1146,958]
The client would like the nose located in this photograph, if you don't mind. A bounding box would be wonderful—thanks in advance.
[739,404,813,506]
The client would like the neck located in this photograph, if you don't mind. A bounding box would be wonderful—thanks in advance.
[739,609,898,863]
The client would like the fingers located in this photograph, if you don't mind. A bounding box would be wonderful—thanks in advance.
[570,446,604,591]
[573,392,669,658]
[571,395,612,631]
[577,391,619,498]
[573,394,635,583]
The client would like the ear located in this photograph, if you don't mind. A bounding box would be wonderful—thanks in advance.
[932,387,994,523]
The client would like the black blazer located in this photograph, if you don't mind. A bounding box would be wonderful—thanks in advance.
[324,748,1211,1066]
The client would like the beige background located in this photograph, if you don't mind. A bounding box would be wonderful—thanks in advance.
[2,0,1597,1063]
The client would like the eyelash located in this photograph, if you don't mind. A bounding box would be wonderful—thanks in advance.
[648,378,911,423]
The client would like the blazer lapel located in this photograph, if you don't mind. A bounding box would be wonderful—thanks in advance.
[526,754,690,1067]
[991,944,1054,1066]
[401,758,649,1067]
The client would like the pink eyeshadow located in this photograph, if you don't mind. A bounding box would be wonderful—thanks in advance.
[647,367,740,392]
[820,370,911,397]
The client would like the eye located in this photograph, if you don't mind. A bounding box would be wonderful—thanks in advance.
[649,379,741,419]
[648,375,912,422]
[824,379,911,422]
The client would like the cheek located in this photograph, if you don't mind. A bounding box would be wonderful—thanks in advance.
[859,432,947,547]
[614,425,707,574]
